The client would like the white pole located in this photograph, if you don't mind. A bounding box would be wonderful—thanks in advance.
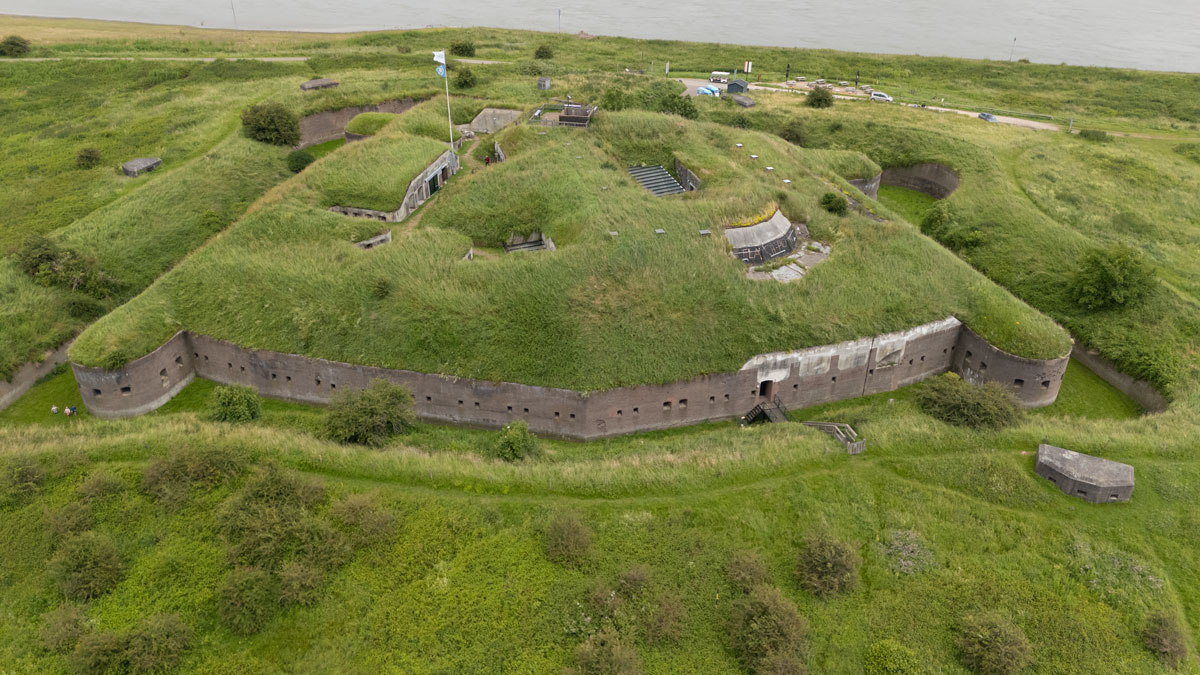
[444,57,454,149]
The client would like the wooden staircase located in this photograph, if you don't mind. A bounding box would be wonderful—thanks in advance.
[801,421,865,454]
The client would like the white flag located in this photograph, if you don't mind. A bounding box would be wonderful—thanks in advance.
[433,50,446,65]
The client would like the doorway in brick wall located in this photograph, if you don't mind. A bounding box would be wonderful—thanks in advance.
[758,380,776,399]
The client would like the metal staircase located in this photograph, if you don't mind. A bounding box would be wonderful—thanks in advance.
[628,165,686,196]
[740,395,788,426]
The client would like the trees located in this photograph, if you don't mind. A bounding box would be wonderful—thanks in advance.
[1068,243,1157,310]
[240,103,300,146]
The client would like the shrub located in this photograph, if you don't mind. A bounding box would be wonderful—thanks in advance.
[45,502,94,540]
[588,582,622,618]
[76,147,102,169]
[371,277,394,299]
[42,604,89,654]
[13,235,112,297]
[647,594,687,644]
[220,567,278,635]
[957,613,1033,675]
[71,631,130,675]
[1,457,46,506]
[492,421,538,461]
[1079,129,1110,142]
[1143,610,1188,667]
[807,86,834,108]
[570,630,642,675]
[545,511,593,566]
[914,373,1023,430]
[78,470,124,501]
[517,59,560,76]
[0,35,31,57]
[656,92,699,120]
[323,379,417,446]
[279,562,323,607]
[332,493,396,546]
[600,88,631,111]
[731,113,753,129]
[756,652,808,675]
[619,564,652,596]
[126,614,193,673]
[454,66,477,89]
[209,384,262,424]
[877,529,935,575]
[142,445,246,505]
[727,549,771,592]
[286,150,315,173]
[534,44,554,59]
[449,40,475,57]
[49,532,125,601]
[820,192,848,216]
[864,639,920,675]
[1068,243,1157,310]
[729,585,808,672]
[65,296,105,320]
[779,119,807,146]
[219,466,335,568]
[240,102,300,146]
[796,533,860,598]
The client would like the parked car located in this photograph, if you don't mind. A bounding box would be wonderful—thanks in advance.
[814,78,826,84]
[978,112,999,122]
[697,85,719,96]
[797,76,807,81]
[838,81,849,86]
[709,71,730,83]
[869,91,893,102]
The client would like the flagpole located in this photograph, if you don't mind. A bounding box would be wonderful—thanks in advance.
[444,59,454,149]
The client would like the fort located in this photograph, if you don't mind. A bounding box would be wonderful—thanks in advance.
[849,162,960,200]
[72,316,1068,439]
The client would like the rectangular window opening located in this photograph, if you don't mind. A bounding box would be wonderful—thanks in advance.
[92,389,102,397]
[679,399,687,409]
[663,401,672,410]
[709,396,716,404]
[1013,379,1024,387]
[633,407,639,415]
[120,386,131,396]
[1041,380,1051,389]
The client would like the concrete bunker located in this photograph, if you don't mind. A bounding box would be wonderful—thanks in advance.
[504,232,556,253]
[329,150,459,224]
[1035,444,1134,503]
[300,78,339,91]
[469,108,522,134]
[122,158,162,178]
[296,98,422,149]
[850,163,959,201]
[725,210,803,264]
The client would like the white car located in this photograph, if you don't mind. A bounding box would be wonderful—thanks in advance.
[869,91,893,102]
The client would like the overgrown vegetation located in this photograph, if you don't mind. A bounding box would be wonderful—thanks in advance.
[806,86,834,108]
[209,384,262,423]
[454,66,478,89]
[241,102,300,146]
[957,613,1034,675]
[1068,243,1157,310]
[286,149,315,173]
[449,40,475,57]
[0,35,30,57]
[863,639,920,675]
[491,420,538,461]
[1142,610,1188,667]
[796,532,860,598]
[322,379,416,446]
[728,585,808,673]
[819,191,848,215]
[914,373,1023,429]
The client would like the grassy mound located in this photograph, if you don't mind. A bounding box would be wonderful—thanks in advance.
[344,112,397,136]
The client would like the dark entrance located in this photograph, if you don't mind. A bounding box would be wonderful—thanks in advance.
[758,380,776,399]
[427,174,440,195]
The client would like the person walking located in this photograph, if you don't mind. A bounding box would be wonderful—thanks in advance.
[485,155,491,167]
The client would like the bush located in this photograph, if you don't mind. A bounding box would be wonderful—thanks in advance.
[619,564,652,596]
[454,66,478,89]
[142,446,246,505]
[286,150,315,173]
[656,92,699,120]
[449,40,476,57]
[570,630,642,675]
[76,147,102,169]
[0,35,31,57]
[45,502,94,540]
[864,639,920,674]
[756,652,808,675]
[534,44,554,59]
[323,379,417,446]
[240,102,300,146]
[126,614,193,673]
[371,277,394,299]
[209,384,262,423]
[1143,610,1188,667]
[545,511,593,566]
[820,192,848,216]
[647,594,687,644]
[957,613,1033,675]
[332,493,396,546]
[729,585,808,672]
[42,604,88,654]
[71,631,130,675]
[1069,243,1157,310]
[796,533,860,598]
[78,470,124,501]
[65,296,105,320]
[807,86,834,108]
[914,373,1023,430]
[727,549,771,592]
[220,567,278,635]
[731,113,753,129]
[13,235,112,298]
[492,421,537,461]
[779,119,807,146]
[279,562,323,607]
[1079,129,1110,142]
[0,457,46,506]
[50,532,125,601]
[600,88,632,111]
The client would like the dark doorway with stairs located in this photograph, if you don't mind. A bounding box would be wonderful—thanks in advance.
[758,380,776,399]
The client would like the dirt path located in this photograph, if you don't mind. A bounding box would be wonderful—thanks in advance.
[454,58,510,65]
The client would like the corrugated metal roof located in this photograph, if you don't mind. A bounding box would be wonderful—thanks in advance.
[628,165,686,196]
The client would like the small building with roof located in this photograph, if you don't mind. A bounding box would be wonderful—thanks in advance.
[1035,444,1134,503]
[727,78,750,94]
[725,210,803,264]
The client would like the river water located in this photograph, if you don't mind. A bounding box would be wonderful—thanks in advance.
[7,0,1200,72]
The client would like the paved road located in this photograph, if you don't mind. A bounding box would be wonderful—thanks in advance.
[454,58,510,65]
[0,56,309,62]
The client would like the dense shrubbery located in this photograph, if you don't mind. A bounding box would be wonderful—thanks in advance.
[45,502,94,540]
[0,35,31,57]
[569,630,642,675]
[600,80,697,119]
[1143,610,1188,667]
[647,595,687,643]
[450,40,476,57]
[278,562,323,607]
[209,384,262,423]
[796,533,860,598]
[220,567,278,635]
[240,102,300,146]
[454,66,478,89]
[545,511,593,566]
[727,549,771,592]
[957,613,1033,675]
[76,147,102,169]
[286,149,315,173]
[656,92,699,120]
[491,421,538,461]
[534,44,554,59]
[142,446,246,506]
[49,532,125,601]
[779,119,807,145]
[864,639,920,674]
[806,86,834,108]
[125,614,194,673]
[14,235,113,298]
[820,192,848,216]
[729,585,808,673]
[41,604,88,654]
[323,379,416,446]
[517,59,559,76]
[914,373,1023,429]
[1,457,46,507]
[1068,243,1157,310]
[332,493,396,546]
[920,201,984,252]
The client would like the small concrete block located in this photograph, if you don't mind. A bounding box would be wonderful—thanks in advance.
[537,76,552,90]
[698,229,711,236]
[766,166,774,171]
[608,231,619,237]
[654,229,666,235]
[735,143,744,148]
[300,78,339,91]
[750,154,759,159]
[782,179,792,184]
[122,157,162,177]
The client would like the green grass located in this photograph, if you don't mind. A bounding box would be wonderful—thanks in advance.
[344,111,397,136]
[306,138,346,159]
[1032,359,1143,420]
[0,367,90,426]
[876,184,938,223]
